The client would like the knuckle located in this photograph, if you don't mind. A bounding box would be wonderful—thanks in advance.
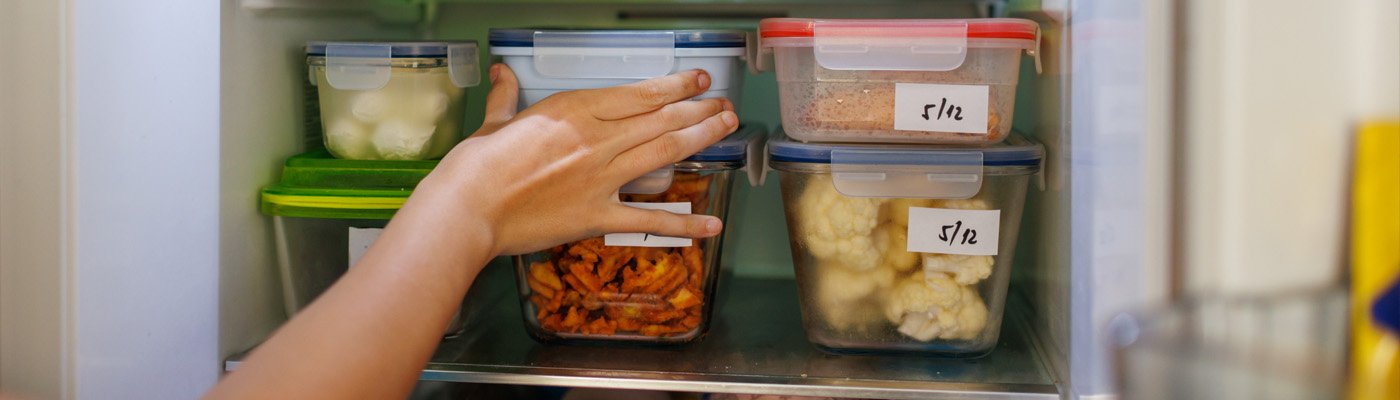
[651,134,682,162]
[636,83,669,107]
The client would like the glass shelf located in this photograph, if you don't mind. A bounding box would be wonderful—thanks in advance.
[226,261,1058,399]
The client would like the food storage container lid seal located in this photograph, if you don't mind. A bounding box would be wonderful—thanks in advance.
[757,18,1039,72]
[768,132,1042,198]
[489,28,746,49]
[310,41,480,90]
[260,150,437,219]
[530,31,677,79]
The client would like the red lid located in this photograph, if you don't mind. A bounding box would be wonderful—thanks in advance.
[759,18,1038,41]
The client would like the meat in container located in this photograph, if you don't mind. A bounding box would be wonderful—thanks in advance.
[758,18,1040,144]
[489,29,747,109]
[306,41,480,160]
[768,130,1044,355]
[260,151,473,337]
[511,125,765,345]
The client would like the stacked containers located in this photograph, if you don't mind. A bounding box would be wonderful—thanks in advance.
[759,18,1039,144]
[306,41,480,160]
[512,126,764,344]
[488,29,747,109]
[769,132,1043,355]
[261,151,471,336]
[760,18,1042,356]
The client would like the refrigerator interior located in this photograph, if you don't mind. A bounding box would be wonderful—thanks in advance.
[216,0,1164,398]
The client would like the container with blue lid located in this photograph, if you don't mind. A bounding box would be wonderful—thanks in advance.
[306,41,480,161]
[488,28,749,109]
[769,128,1042,356]
[511,124,764,346]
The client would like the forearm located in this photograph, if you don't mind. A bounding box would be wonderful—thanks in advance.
[208,171,495,399]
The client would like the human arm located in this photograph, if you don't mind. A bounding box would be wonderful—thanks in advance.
[204,64,737,399]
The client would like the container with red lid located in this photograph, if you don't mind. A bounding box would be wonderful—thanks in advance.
[758,18,1040,144]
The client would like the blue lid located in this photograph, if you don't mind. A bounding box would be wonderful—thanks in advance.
[305,41,477,58]
[489,28,746,49]
[686,125,759,162]
[769,130,1043,167]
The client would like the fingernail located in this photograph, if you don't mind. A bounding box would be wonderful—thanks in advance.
[705,218,722,234]
[720,111,737,127]
[489,64,500,83]
[695,70,710,90]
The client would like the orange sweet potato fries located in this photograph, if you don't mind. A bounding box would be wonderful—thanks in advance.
[526,173,714,337]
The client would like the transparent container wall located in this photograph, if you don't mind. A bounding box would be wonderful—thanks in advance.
[272,215,469,337]
[774,46,1022,144]
[776,170,1030,355]
[310,59,467,160]
[1112,290,1350,400]
[513,169,736,344]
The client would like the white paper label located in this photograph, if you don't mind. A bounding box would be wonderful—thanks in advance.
[907,207,1000,256]
[893,83,990,134]
[604,202,693,247]
[348,227,383,268]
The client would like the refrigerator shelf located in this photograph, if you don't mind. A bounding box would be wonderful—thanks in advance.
[225,261,1059,399]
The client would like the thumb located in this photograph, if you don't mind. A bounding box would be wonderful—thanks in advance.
[603,206,723,239]
[479,63,520,132]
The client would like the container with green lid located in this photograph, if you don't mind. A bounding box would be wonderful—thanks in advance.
[260,150,469,336]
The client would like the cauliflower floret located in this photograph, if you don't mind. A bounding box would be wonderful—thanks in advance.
[372,119,437,160]
[873,222,919,272]
[881,198,935,226]
[324,117,374,159]
[813,260,896,331]
[922,253,994,285]
[795,179,883,270]
[884,272,963,324]
[889,279,989,342]
[934,197,991,210]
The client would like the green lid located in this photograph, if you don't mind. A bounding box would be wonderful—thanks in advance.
[260,149,438,220]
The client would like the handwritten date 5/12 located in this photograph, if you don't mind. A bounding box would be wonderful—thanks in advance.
[921,97,964,122]
[939,220,978,246]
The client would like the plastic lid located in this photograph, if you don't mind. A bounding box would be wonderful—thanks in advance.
[769,130,1042,199]
[769,132,1043,166]
[305,41,477,57]
[759,18,1037,41]
[489,28,746,48]
[261,150,437,219]
[686,125,757,162]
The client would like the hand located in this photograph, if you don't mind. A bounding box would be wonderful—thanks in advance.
[419,64,738,256]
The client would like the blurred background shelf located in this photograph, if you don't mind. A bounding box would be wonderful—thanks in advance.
[226,260,1059,399]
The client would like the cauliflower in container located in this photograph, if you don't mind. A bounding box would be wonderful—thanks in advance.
[884,273,988,341]
[793,180,883,271]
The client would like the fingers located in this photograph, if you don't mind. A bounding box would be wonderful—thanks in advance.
[609,110,738,181]
[603,97,731,152]
[586,70,711,120]
[478,64,520,132]
[603,206,723,239]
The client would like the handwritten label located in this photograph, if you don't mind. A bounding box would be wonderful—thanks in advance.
[907,207,1000,256]
[893,83,990,134]
[604,202,694,247]
[348,227,383,268]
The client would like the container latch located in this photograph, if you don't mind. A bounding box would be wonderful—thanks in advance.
[326,43,393,91]
[533,31,676,79]
[813,19,968,72]
[447,42,480,88]
[830,148,983,199]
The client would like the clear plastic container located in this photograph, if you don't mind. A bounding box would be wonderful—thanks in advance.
[758,18,1040,144]
[768,131,1043,355]
[306,41,480,160]
[511,126,764,345]
[489,29,748,109]
[260,150,471,336]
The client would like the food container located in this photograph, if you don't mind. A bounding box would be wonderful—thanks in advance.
[260,150,470,336]
[768,130,1044,355]
[511,125,764,345]
[758,18,1040,144]
[489,29,747,109]
[306,41,480,160]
